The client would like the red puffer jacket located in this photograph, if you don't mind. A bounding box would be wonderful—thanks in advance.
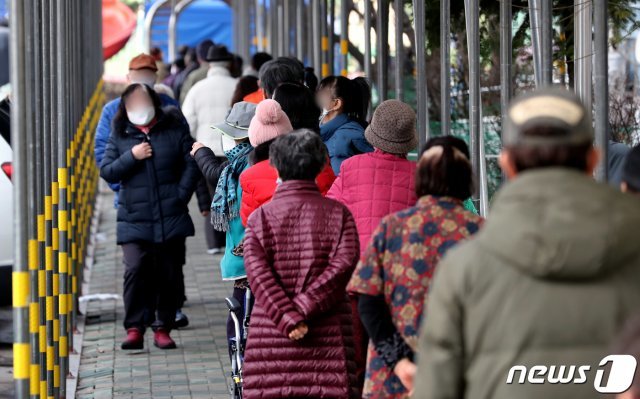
[239,159,336,226]
[243,180,361,399]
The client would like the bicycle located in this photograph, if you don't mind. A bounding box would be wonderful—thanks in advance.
[225,287,253,399]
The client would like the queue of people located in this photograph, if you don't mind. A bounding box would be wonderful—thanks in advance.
[95,43,640,399]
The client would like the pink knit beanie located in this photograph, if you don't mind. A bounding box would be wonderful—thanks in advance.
[248,99,293,147]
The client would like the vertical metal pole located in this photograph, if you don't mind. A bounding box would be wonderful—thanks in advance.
[376,0,389,101]
[283,0,291,56]
[364,0,372,81]
[70,0,77,352]
[594,0,608,181]
[233,0,240,55]
[465,0,482,212]
[168,0,178,61]
[312,0,322,75]
[231,1,240,54]
[270,0,280,55]
[31,1,47,396]
[440,0,450,134]
[328,0,335,75]
[267,0,273,55]
[320,0,329,77]
[240,0,248,59]
[39,2,58,397]
[296,0,305,61]
[339,0,349,76]
[68,0,77,344]
[574,0,592,111]
[413,0,429,148]
[540,0,552,84]
[47,0,63,394]
[10,0,31,394]
[278,0,286,56]
[500,0,512,127]
[306,0,314,68]
[23,0,39,396]
[528,0,542,86]
[500,0,512,185]
[478,107,489,216]
[256,0,265,51]
[245,0,254,60]
[262,0,269,52]
[394,0,403,100]
[55,0,70,392]
[249,1,256,59]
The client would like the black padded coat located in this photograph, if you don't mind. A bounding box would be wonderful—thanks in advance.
[100,107,199,244]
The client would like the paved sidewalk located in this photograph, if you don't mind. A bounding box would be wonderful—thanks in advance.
[75,190,233,399]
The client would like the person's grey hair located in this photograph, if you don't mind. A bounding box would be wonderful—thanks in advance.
[270,129,328,181]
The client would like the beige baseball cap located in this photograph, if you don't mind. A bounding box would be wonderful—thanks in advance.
[503,86,594,147]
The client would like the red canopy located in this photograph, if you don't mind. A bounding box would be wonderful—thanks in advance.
[102,0,137,60]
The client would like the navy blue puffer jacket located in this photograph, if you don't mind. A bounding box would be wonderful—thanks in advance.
[100,107,199,244]
[320,113,373,175]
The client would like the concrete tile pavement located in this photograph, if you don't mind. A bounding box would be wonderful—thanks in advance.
[74,190,233,399]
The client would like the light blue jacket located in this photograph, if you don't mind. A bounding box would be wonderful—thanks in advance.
[220,168,248,281]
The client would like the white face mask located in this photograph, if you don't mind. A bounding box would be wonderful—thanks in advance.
[127,106,155,126]
[221,135,238,152]
[319,108,330,124]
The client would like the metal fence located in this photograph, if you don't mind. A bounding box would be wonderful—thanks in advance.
[10,0,613,395]
[10,0,104,398]
[223,0,610,213]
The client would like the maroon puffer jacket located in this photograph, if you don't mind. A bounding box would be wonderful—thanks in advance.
[243,180,361,399]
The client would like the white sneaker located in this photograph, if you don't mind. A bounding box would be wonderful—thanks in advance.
[207,247,224,255]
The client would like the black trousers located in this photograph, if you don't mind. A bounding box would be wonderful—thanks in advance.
[121,237,186,331]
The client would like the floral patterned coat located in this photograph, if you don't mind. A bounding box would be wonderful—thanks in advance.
[347,195,484,399]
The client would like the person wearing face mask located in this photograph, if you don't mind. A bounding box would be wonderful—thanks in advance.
[95,53,181,204]
[95,54,206,329]
[100,84,201,351]
[190,101,256,361]
[317,75,374,175]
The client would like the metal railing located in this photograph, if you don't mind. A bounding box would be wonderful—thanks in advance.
[10,0,103,398]
[6,0,612,397]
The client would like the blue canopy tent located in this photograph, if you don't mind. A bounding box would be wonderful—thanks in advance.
[146,0,233,62]
[0,0,6,20]
[0,0,8,87]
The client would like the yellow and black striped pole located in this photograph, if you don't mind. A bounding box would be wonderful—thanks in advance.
[25,6,40,395]
[9,0,31,396]
[54,1,69,394]
[10,0,103,397]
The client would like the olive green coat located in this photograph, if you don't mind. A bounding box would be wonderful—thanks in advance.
[414,168,640,399]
